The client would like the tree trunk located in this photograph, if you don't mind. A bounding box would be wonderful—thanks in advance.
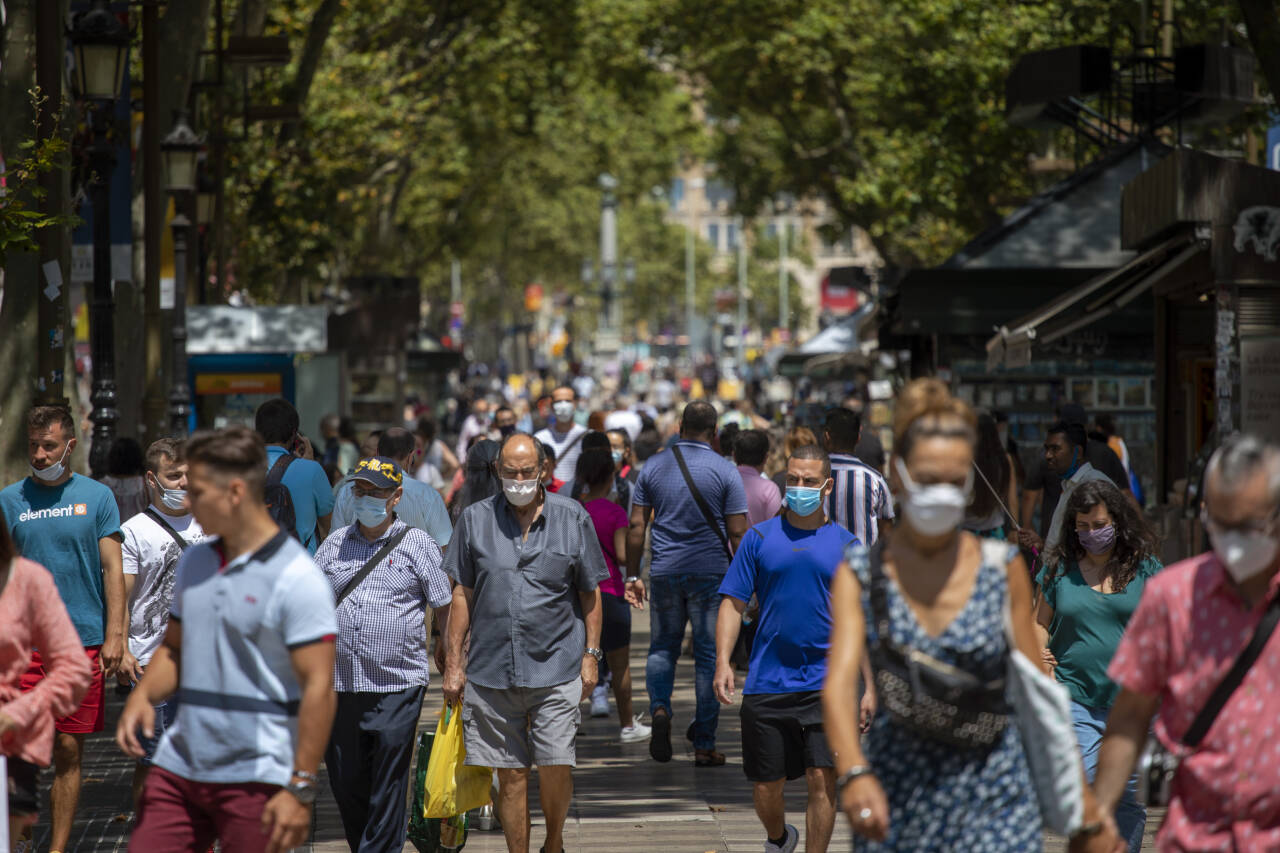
[1238,0,1280,104]
[277,0,343,147]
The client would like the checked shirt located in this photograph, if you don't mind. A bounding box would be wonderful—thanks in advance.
[316,518,452,693]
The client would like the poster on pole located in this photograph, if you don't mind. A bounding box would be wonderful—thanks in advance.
[1241,336,1280,443]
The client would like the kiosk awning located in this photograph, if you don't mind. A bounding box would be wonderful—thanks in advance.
[985,230,1207,369]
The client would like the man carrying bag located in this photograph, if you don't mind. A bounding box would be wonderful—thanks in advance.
[314,457,453,853]
[625,401,750,767]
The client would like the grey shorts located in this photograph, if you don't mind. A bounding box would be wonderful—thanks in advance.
[462,678,582,769]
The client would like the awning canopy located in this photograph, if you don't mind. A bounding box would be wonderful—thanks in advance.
[985,230,1208,369]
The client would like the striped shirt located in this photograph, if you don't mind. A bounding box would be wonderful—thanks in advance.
[827,453,894,546]
[315,519,452,693]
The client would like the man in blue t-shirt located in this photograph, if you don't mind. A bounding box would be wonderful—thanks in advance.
[626,400,748,766]
[0,405,124,853]
[254,398,334,553]
[714,444,852,853]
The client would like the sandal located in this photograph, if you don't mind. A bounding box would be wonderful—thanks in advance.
[694,749,726,767]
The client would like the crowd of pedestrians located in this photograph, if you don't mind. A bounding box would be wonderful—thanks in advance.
[3,377,1280,853]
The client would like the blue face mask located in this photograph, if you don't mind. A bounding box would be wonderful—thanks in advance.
[611,450,624,467]
[354,494,390,527]
[1057,447,1081,481]
[785,482,829,517]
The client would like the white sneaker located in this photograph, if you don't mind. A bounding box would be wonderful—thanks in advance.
[590,683,610,717]
[763,824,798,853]
[620,714,652,743]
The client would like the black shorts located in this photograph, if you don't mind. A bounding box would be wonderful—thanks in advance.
[740,691,834,782]
[600,592,632,652]
[7,754,40,816]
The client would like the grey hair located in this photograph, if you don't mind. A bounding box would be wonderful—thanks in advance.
[1206,433,1280,507]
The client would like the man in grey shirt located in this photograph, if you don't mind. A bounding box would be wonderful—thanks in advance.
[443,433,607,853]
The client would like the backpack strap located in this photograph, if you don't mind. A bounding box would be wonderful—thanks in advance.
[144,507,191,552]
[266,453,294,486]
[670,444,734,561]
[335,527,412,608]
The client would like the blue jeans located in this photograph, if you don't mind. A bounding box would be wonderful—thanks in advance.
[1072,700,1146,852]
[646,573,722,751]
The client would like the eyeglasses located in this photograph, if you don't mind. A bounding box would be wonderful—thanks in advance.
[498,467,540,479]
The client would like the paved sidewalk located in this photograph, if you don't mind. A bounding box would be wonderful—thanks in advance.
[31,607,1160,852]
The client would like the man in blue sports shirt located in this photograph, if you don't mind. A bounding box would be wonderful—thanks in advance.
[714,444,853,853]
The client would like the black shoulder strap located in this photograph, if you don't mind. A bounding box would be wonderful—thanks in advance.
[266,453,294,486]
[865,540,892,641]
[1183,593,1280,748]
[670,444,733,560]
[144,507,190,552]
[335,527,412,608]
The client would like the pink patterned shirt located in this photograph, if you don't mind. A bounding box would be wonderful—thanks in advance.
[1109,552,1280,851]
[0,558,93,765]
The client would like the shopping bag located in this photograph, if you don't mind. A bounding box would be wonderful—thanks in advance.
[423,702,492,819]
[407,730,442,852]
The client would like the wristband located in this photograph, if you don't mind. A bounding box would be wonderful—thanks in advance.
[835,764,875,793]
[291,769,319,784]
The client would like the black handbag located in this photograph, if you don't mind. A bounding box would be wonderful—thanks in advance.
[866,541,1011,749]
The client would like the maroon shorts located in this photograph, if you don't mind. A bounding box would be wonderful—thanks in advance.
[129,766,282,853]
[19,646,104,734]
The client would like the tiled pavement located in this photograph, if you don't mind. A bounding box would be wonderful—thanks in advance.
[33,608,1160,852]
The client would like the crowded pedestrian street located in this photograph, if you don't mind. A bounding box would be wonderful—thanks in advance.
[5,2,1280,853]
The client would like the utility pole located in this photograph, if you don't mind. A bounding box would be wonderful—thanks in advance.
[598,173,620,361]
[34,0,69,409]
[778,213,789,336]
[142,1,166,439]
[685,209,698,364]
[736,215,747,371]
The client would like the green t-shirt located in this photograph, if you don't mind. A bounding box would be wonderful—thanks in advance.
[1036,555,1162,709]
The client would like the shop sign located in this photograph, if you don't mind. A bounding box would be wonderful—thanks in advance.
[1242,336,1280,442]
[195,373,284,395]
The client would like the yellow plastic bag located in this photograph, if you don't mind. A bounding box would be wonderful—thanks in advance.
[423,701,492,819]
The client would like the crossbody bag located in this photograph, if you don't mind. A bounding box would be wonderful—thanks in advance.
[1139,590,1280,805]
[335,528,411,608]
[670,445,734,561]
[865,541,1011,749]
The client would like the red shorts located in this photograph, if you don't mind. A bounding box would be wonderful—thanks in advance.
[129,766,280,853]
[19,646,105,735]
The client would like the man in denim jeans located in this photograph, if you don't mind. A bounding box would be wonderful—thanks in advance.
[625,401,748,766]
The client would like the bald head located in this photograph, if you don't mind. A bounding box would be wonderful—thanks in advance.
[1205,433,1280,530]
[498,432,545,479]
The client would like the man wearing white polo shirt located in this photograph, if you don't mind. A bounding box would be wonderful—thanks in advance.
[117,426,337,853]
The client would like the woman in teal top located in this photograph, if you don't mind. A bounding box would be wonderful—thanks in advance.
[1034,478,1161,852]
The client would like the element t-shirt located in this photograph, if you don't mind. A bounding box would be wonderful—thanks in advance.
[122,507,206,665]
[719,516,856,694]
[0,473,122,646]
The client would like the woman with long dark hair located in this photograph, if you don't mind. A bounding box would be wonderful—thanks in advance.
[0,506,94,846]
[964,411,1018,539]
[1034,479,1160,851]
[449,439,502,521]
[574,445,649,743]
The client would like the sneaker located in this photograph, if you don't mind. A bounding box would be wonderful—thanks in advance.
[620,715,652,743]
[590,683,610,717]
[763,824,799,853]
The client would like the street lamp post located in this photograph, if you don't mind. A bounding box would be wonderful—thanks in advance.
[70,0,129,477]
[161,111,202,436]
[598,173,619,341]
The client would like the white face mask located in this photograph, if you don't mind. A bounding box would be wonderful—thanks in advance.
[31,444,71,483]
[552,401,576,421]
[1213,529,1279,583]
[894,458,971,537]
[503,477,540,507]
[151,475,188,512]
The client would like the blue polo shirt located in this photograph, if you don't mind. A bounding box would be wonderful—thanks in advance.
[633,440,748,577]
[154,530,337,785]
[0,474,121,645]
[719,516,856,694]
[265,446,334,554]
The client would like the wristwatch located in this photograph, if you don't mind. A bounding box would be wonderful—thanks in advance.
[585,647,604,664]
[286,778,317,805]
[834,764,875,794]
[624,576,642,584]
